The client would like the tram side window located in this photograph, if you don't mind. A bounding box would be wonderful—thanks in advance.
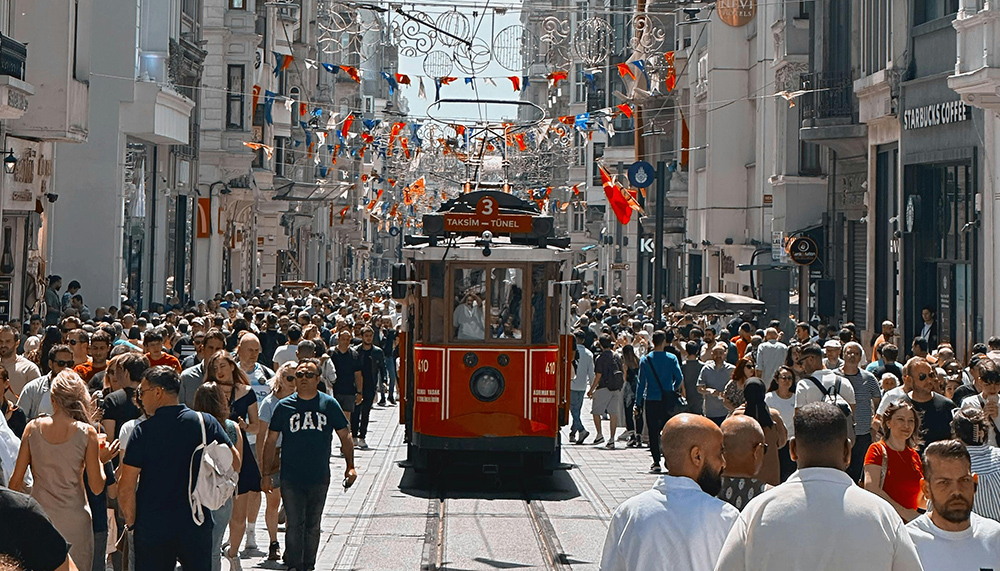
[453,268,487,340]
[531,264,547,344]
[423,262,447,343]
[490,267,523,339]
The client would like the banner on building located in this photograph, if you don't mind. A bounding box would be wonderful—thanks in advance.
[197,198,211,238]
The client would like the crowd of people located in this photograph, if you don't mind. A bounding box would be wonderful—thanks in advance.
[0,280,400,571]
[580,297,1000,570]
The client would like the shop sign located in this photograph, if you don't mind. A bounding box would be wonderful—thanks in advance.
[903,99,969,130]
[718,0,756,27]
[611,263,629,270]
[788,236,819,265]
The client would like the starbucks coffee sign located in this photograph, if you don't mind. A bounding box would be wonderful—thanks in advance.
[718,0,756,27]
[903,99,970,130]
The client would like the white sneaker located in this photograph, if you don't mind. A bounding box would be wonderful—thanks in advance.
[244,529,257,551]
[227,553,242,571]
[357,437,369,450]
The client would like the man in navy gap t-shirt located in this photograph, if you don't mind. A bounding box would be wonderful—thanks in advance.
[119,366,238,571]
[262,358,355,571]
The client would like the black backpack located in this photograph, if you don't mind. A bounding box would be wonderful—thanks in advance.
[604,353,625,391]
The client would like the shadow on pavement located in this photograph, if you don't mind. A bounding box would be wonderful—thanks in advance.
[397,465,582,501]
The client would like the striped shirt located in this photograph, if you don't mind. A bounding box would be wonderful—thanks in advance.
[968,444,1000,522]
[836,368,881,436]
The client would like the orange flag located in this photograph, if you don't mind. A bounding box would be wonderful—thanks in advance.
[617,104,633,119]
[547,70,569,88]
[341,115,354,138]
[395,73,411,85]
[339,206,350,223]
[508,76,521,91]
[617,62,635,81]
[558,115,574,125]
[599,164,632,225]
[440,77,458,85]
[339,66,360,82]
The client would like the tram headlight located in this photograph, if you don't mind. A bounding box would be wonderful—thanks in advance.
[470,366,505,403]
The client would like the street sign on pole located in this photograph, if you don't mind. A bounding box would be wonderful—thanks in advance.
[628,161,656,188]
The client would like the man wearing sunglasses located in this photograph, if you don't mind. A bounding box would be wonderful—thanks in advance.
[261,359,355,571]
[901,356,956,451]
[16,344,74,419]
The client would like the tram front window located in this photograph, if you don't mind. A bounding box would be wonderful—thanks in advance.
[490,267,523,339]
[453,269,486,340]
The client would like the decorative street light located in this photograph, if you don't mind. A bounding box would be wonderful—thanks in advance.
[3,150,16,174]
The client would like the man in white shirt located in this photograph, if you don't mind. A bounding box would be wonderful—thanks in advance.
[453,291,485,340]
[794,343,856,416]
[754,328,787,386]
[271,325,301,370]
[714,402,923,571]
[0,326,39,398]
[601,414,738,571]
[570,330,594,444]
[906,440,1000,568]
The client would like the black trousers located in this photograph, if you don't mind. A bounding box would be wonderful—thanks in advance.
[351,394,375,439]
[645,399,674,464]
[849,432,872,483]
[134,521,212,571]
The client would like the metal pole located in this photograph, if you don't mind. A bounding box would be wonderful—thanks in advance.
[653,161,667,328]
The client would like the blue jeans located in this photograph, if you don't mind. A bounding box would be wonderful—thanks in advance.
[570,390,586,432]
[210,497,234,571]
[283,481,329,570]
[382,356,397,401]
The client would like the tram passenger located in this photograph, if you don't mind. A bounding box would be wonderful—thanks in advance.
[454,291,485,340]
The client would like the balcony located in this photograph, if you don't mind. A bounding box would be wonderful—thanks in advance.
[949,3,1000,109]
[798,71,867,157]
[120,81,196,145]
[0,33,33,120]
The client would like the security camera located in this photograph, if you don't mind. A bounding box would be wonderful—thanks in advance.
[45,193,58,203]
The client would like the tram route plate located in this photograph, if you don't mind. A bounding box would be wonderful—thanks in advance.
[443,212,534,233]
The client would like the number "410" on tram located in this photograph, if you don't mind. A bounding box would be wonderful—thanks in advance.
[391,188,581,472]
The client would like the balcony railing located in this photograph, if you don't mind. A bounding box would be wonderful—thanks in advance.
[800,71,854,121]
[0,34,27,81]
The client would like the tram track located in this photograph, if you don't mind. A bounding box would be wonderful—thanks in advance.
[420,488,571,571]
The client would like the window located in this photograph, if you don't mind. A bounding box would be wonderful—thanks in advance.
[229,0,245,9]
[860,0,893,76]
[453,268,487,340]
[489,268,523,339]
[574,63,587,104]
[226,65,245,130]
[576,1,588,22]
[915,0,958,25]
[800,141,821,176]
[274,137,287,177]
[572,203,586,232]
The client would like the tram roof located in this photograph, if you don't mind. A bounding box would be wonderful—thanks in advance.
[403,236,571,262]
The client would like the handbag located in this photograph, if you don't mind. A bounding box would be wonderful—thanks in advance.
[646,354,686,411]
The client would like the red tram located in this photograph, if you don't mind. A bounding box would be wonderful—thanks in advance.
[392,188,578,472]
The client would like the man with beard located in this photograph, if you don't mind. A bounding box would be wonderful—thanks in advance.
[715,402,922,571]
[600,414,737,571]
[906,440,1000,567]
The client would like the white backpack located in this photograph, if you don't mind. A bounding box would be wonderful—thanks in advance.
[188,412,239,525]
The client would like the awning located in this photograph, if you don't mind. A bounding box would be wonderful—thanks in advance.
[272,179,354,202]
[680,292,765,314]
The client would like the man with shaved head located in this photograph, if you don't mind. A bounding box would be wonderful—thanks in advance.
[601,414,738,571]
[237,332,275,405]
[715,402,923,571]
[717,416,768,511]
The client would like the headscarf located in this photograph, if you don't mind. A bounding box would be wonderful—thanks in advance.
[742,377,774,429]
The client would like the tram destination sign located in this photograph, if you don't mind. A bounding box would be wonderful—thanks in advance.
[443,196,534,234]
[903,99,969,130]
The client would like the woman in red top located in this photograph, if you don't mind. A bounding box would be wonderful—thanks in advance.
[863,401,925,521]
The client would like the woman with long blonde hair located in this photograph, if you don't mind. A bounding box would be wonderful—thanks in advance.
[256,361,298,561]
[9,370,110,571]
[864,401,925,522]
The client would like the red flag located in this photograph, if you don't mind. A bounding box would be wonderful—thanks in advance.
[514,133,527,151]
[665,68,677,92]
[508,76,521,91]
[440,76,458,85]
[299,102,307,117]
[664,51,675,66]
[395,73,411,85]
[400,137,411,159]
[339,65,361,82]
[361,132,374,144]
[572,184,580,196]
[558,115,574,125]
[544,186,553,198]
[452,124,466,136]
[251,86,261,120]
[341,115,354,138]
[599,165,632,225]
[339,206,350,223]
[547,70,568,88]
[389,122,406,151]
[617,104,633,119]
[617,62,635,81]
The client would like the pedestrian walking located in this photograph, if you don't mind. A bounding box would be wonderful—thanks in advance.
[950,408,1000,521]
[353,326,386,450]
[838,341,882,482]
[697,343,734,426]
[765,366,797,481]
[635,330,684,473]
[731,378,786,486]
[569,330,594,444]
[906,440,1000,567]
[0,487,81,571]
[600,414,737,571]
[18,344,77,420]
[587,333,625,447]
[261,359,356,571]
[9,370,108,571]
[118,366,239,571]
[714,402,923,571]
[717,415,769,510]
[863,401,925,522]
[618,344,641,445]
[256,362,298,561]
[902,357,956,450]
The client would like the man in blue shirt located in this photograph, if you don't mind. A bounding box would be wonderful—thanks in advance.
[636,330,685,474]
[262,358,355,571]
[119,366,239,571]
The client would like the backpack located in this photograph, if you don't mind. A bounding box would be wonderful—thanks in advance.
[189,412,238,526]
[604,353,625,391]
[808,375,856,442]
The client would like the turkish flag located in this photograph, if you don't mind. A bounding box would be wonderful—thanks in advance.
[599,165,632,225]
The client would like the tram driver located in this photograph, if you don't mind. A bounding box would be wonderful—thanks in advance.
[454,290,486,340]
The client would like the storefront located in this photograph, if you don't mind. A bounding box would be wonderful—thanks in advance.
[900,79,983,359]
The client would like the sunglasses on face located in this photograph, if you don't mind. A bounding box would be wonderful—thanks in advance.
[69,339,87,345]
[295,371,318,379]
[136,385,160,399]
[283,376,296,383]
[53,359,74,367]
[779,374,795,380]
[915,373,930,381]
